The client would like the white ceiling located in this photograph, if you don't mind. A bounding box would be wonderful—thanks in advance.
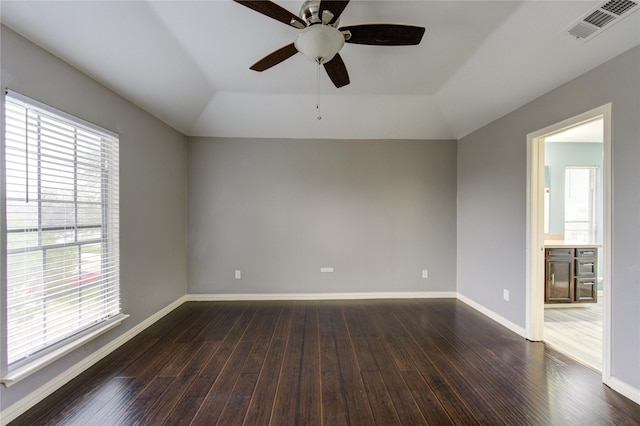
[1,1,639,140]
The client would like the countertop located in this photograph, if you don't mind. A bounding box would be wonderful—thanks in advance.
[544,240,602,248]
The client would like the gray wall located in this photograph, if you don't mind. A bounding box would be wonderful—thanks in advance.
[188,137,457,295]
[0,26,188,411]
[457,46,640,390]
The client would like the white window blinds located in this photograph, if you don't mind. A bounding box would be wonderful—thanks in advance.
[3,90,120,368]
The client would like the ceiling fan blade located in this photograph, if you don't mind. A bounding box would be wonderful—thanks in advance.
[234,1,306,29]
[319,0,350,25]
[250,43,299,71]
[341,24,425,46]
[323,53,350,88]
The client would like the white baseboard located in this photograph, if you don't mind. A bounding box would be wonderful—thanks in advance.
[456,293,527,338]
[185,291,457,301]
[606,377,640,406]
[0,295,188,426]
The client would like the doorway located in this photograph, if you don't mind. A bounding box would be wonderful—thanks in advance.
[526,104,612,382]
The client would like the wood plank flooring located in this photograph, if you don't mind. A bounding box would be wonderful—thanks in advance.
[545,299,603,370]
[10,299,640,425]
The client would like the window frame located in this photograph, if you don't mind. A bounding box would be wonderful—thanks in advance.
[1,90,126,386]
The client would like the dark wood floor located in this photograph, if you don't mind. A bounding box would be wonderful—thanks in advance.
[10,299,640,425]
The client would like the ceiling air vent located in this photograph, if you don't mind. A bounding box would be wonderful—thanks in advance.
[566,0,638,41]
[601,0,638,15]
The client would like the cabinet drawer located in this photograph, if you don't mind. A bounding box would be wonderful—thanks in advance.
[576,248,597,258]
[546,248,572,259]
[575,260,596,276]
[575,278,597,303]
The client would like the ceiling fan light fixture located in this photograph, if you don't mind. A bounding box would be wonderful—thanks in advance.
[294,25,345,64]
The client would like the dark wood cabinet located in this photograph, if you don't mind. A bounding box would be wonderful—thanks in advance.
[545,246,597,304]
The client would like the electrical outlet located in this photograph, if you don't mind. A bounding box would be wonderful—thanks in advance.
[320,267,334,273]
[503,289,509,301]
[422,269,429,279]
[235,270,241,279]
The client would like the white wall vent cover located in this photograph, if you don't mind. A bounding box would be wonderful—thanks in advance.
[566,0,638,41]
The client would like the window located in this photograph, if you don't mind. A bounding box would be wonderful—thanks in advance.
[2,91,120,375]
[564,166,597,243]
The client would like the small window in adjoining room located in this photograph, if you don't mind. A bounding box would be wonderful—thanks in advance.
[2,90,123,383]
[564,166,597,243]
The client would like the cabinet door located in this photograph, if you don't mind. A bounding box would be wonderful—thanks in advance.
[546,259,573,303]
[575,278,597,302]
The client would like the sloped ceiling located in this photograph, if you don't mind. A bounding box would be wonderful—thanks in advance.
[1,1,639,140]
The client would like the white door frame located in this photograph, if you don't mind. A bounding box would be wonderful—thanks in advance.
[525,103,612,384]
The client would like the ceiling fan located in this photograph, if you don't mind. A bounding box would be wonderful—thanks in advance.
[234,0,426,88]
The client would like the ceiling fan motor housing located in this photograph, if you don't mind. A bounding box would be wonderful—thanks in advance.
[299,0,340,26]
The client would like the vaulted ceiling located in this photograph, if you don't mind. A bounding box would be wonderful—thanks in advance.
[2,1,639,140]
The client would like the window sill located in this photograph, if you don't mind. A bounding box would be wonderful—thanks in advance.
[1,313,129,387]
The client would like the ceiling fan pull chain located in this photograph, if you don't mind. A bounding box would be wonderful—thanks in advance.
[316,61,322,120]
